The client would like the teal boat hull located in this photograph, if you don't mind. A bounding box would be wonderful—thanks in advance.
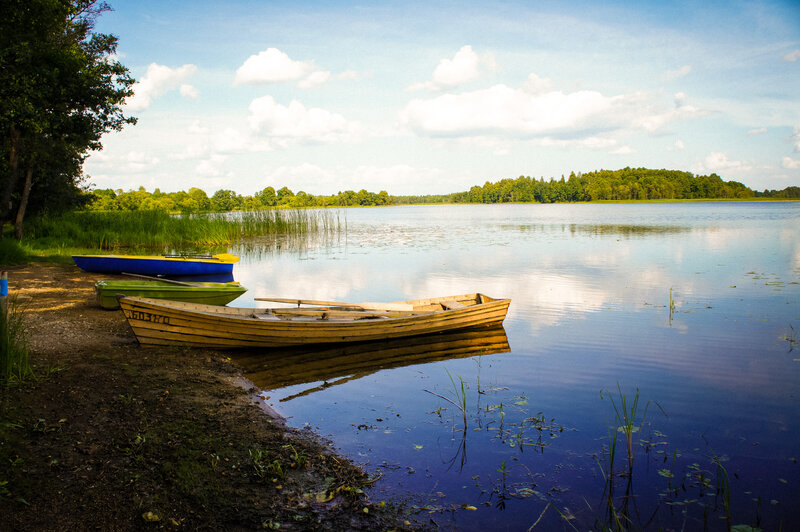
[95,280,247,309]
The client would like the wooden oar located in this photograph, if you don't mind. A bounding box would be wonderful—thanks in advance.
[121,272,198,287]
[254,297,414,311]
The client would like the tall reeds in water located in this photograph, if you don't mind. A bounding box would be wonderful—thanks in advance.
[595,383,662,531]
[0,298,34,386]
[22,209,343,251]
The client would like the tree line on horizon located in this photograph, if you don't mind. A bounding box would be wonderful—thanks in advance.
[81,167,800,213]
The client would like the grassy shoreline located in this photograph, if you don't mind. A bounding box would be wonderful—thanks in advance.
[1,209,343,265]
[2,199,795,265]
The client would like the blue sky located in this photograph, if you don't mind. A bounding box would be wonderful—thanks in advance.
[85,0,800,196]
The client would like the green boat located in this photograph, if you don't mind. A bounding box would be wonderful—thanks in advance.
[95,279,247,309]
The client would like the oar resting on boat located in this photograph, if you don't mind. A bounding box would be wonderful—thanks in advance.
[254,297,415,311]
[121,272,198,286]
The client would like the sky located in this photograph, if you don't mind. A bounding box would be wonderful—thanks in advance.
[85,0,800,196]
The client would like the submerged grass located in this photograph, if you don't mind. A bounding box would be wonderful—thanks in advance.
[21,209,343,253]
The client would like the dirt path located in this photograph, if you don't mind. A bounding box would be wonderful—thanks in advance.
[0,263,415,530]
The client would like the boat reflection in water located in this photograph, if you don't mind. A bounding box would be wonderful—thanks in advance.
[231,326,510,402]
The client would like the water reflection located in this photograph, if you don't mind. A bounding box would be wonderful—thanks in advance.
[224,203,800,530]
[232,326,509,402]
[499,223,691,238]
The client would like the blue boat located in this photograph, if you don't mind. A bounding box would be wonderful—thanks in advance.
[72,253,239,276]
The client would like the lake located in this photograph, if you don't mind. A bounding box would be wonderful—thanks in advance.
[229,202,799,530]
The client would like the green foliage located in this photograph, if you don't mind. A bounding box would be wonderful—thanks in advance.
[0,297,35,387]
[757,185,800,198]
[83,185,392,212]
[21,209,325,250]
[0,0,136,236]
[66,167,797,216]
[0,238,28,265]
[451,168,757,204]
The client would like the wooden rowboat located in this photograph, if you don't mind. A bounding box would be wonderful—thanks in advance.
[95,279,247,309]
[72,253,239,276]
[118,293,510,348]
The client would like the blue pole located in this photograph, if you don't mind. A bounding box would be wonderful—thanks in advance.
[0,271,7,318]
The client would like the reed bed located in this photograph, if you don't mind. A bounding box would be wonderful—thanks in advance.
[22,209,344,251]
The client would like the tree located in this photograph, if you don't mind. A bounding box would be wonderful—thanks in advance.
[255,186,277,207]
[1,0,136,238]
[210,189,239,212]
[187,187,211,211]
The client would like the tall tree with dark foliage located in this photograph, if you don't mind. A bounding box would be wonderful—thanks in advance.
[0,0,136,238]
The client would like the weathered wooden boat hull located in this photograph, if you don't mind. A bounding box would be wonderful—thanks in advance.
[118,293,510,348]
[72,253,238,276]
[95,280,247,309]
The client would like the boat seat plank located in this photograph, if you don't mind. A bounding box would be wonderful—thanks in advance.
[441,301,467,310]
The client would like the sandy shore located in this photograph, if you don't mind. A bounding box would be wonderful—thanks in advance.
[0,262,414,530]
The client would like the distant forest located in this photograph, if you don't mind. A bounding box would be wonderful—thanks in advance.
[85,167,800,213]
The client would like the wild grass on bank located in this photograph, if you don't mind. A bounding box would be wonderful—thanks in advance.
[0,238,29,266]
[0,298,34,387]
[22,209,342,252]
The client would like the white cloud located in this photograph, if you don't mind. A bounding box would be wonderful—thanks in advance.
[792,126,800,151]
[667,140,685,151]
[117,152,160,174]
[401,82,704,139]
[234,48,313,85]
[212,127,261,154]
[407,45,497,91]
[234,48,359,89]
[247,95,360,144]
[188,120,209,135]
[781,156,800,169]
[126,63,197,110]
[522,73,555,95]
[747,127,767,136]
[298,70,331,89]
[195,154,229,177]
[782,49,800,62]
[692,152,749,174]
[336,70,360,81]
[432,45,481,87]
[532,136,617,149]
[351,164,443,193]
[665,65,692,80]
[610,145,634,155]
[262,163,448,195]
[402,84,612,136]
[180,84,199,99]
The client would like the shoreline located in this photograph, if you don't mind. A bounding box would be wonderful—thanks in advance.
[0,262,413,530]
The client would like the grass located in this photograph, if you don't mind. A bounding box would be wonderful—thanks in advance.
[603,383,655,472]
[424,369,468,430]
[0,297,34,387]
[19,209,343,254]
[0,238,29,266]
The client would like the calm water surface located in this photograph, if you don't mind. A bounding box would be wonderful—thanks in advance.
[230,203,799,530]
